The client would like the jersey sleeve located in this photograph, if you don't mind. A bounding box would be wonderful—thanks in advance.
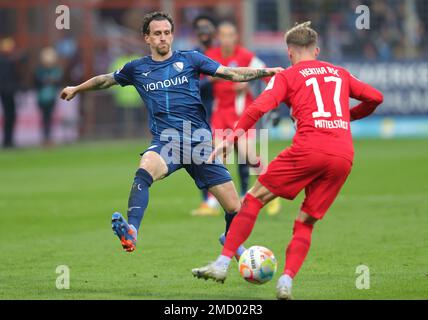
[113,61,134,87]
[190,51,221,76]
[256,72,288,108]
[348,72,383,120]
[349,73,377,101]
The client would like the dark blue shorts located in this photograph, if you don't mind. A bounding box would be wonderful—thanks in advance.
[140,139,232,190]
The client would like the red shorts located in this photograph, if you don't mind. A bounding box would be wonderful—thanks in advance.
[211,110,255,140]
[211,109,238,131]
[258,148,352,220]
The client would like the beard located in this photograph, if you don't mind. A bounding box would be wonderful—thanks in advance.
[156,43,170,56]
[200,38,212,49]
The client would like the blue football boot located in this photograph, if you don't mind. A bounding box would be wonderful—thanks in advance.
[112,212,137,252]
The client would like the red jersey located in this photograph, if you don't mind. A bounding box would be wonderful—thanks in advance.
[232,60,383,162]
[206,45,265,117]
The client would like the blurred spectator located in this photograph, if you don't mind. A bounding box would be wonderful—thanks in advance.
[0,37,19,149]
[193,14,217,53]
[191,14,217,213]
[34,47,63,147]
[55,35,78,60]
[288,0,427,61]
[192,14,217,121]
[108,53,141,138]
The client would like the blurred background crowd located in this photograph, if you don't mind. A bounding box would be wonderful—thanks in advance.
[0,0,427,148]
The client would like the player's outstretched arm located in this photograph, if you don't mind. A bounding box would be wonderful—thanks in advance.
[60,73,118,101]
[214,65,283,82]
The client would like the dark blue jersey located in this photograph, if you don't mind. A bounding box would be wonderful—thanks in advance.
[113,50,220,144]
[194,46,215,121]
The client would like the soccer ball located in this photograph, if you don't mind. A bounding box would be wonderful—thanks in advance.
[238,246,277,284]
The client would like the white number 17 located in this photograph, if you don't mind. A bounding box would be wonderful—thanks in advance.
[306,76,343,118]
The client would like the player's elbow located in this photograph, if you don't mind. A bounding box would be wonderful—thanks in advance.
[374,90,384,105]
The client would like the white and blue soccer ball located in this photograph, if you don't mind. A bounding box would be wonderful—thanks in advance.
[238,245,278,284]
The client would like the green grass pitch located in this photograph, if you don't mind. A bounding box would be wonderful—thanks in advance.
[0,139,427,299]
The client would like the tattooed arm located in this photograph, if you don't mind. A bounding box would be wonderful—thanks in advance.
[214,66,283,82]
[60,73,118,101]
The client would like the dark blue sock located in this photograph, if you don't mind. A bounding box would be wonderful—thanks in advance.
[238,164,250,197]
[127,168,153,231]
[201,188,209,202]
[225,211,238,235]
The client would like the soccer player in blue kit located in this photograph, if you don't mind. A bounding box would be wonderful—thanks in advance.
[60,12,283,253]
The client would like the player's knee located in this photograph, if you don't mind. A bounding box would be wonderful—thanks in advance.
[248,183,274,206]
[139,160,155,176]
[221,189,241,213]
[225,197,241,213]
[139,153,167,181]
[296,211,318,225]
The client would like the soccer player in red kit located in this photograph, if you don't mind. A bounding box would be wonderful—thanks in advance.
[192,22,383,299]
[204,21,282,216]
[207,21,266,136]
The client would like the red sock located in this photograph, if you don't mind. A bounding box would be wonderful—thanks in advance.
[284,220,314,278]
[221,193,264,258]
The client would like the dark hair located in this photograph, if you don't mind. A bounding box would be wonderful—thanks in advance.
[141,11,174,35]
[192,14,217,30]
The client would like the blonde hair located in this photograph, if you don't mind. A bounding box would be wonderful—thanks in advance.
[285,21,318,48]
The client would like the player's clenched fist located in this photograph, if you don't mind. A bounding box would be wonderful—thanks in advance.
[60,86,77,101]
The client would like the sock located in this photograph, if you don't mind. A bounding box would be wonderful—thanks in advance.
[284,220,314,278]
[201,188,208,202]
[127,168,153,231]
[221,193,264,258]
[224,211,237,235]
[277,274,293,289]
[238,164,249,196]
[215,255,232,269]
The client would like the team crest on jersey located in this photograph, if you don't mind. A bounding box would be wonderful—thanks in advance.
[173,62,184,72]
